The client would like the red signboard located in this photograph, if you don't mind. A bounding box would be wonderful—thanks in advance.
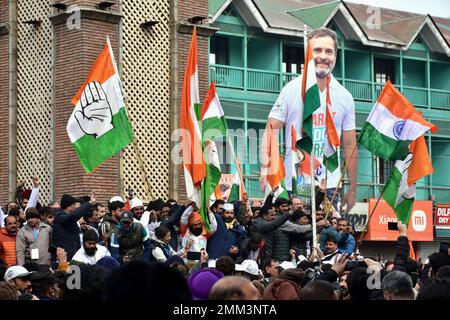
[362,199,433,241]
[435,204,450,228]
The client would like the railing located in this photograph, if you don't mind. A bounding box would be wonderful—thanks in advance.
[431,89,450,110]
[403,86,428,107]
[247,68,280,92]
[210,64,244,89]
[243,176,449,203]
[210,64,450,110]
[344,79,372,101]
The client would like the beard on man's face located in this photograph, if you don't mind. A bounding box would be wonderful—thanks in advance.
[190,226,203,236]
[84,245,97,256]
[314,58,334,79]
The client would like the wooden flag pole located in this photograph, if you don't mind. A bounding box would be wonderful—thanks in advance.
[358,190,384,246]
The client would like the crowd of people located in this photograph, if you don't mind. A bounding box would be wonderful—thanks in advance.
[0,177,449,300]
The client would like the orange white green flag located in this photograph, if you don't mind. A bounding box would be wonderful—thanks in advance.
[67,38,133,173]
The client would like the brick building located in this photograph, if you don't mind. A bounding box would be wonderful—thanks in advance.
[0,0,215,206]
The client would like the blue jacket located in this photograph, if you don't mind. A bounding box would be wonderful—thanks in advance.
[339,233,356,255]
[319,226,355,255]
[207,214,246,259]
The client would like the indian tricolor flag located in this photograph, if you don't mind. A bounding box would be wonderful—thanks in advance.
[382,135,434,225]
[181,27,205,204]
[323,76,340,172]
[298,40,321,152]
[360,81,437,161]
[67,39,133,173]
[228,156,246,202]
[265,124,289,199]
[200,82,227,229]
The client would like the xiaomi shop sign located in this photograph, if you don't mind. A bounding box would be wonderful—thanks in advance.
[362,199,433,241]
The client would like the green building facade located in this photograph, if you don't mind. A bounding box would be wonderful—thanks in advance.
[208,0,450,203]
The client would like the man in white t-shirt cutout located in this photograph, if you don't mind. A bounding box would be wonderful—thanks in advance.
[261,28,358,213]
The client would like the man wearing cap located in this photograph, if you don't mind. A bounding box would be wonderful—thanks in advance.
[110,211,152,263]
[4,265,36,299]
[235,259,262,281]
[71,229,111,265]
[0,215,19,267]
[100,197,125,248]
[52,193,95,260]
[16,207,52,266]
[207,203,246,260]
[30,269,61,300]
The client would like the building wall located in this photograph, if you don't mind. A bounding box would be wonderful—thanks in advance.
[16,0,54,204]
[176,0,210,202]
[52,5,121,205]
[120,0,171,202]
[0,0,9,205]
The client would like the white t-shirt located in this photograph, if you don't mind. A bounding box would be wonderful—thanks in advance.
[268,74,355,189]
[71,244,111,265]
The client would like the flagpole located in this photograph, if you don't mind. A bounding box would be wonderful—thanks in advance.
[303,25,317,250]
[326,134,361,215]
[358,189,384,246]
[106,36,154,202]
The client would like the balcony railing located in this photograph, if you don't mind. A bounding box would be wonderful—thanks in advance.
[210,64,450,110]
[243,176,450,203]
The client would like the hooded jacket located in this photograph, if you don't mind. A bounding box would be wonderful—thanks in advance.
[263,279,301,300]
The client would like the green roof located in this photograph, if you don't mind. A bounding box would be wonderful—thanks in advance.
[288,1,339,29]
[209,0,229,16]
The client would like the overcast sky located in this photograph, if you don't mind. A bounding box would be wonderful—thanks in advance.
[346,0,450,18]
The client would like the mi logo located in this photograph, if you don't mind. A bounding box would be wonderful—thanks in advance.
[412,210,426,232]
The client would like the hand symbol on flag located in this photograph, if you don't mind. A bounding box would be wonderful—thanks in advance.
[75,81,114,138]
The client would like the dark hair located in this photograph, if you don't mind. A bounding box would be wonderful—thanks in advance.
[4,215,17,226]
[155,225,171,240]
[417,278,450,300]
[346,266,371,300]
[429,252,450,276]
[436,265,450,280]
[262,258,278,273]
[108,200,124,212]
[291,209,306,221]
[325,235,337,244]
[297,260,314,271]
[250,232,263,244]
[381,270,414,299]
[63,264,109,300]
[31,270,58,298]
[210,199,225,211]
[215,256,235,276]
[259,206,269,217]
[308,28,338,52]
[274,198,290,208]
[299,280,337,300]
[105,260,191,300]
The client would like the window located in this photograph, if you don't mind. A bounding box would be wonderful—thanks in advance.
[374,58,395,84]
[378,158,395,184]
[283,45,304,74]
[210,36,229,65]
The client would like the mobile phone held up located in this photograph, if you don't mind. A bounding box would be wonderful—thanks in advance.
[388,222,398,231]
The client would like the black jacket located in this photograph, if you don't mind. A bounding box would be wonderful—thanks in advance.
[250,213,290,260]
[393,235,409,272]
[52,202,91,260]
[160,204,183,251]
